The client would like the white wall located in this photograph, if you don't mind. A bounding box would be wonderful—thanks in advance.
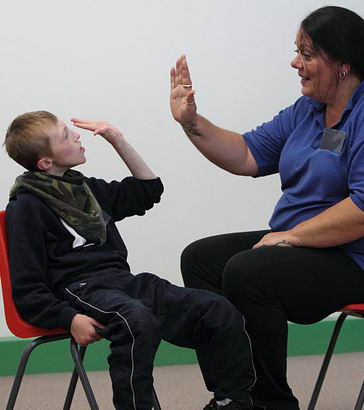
[0,0,363,337]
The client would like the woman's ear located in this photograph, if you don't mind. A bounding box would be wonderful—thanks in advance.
[36,157,53,171]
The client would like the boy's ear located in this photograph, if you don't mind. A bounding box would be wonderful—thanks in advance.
[36,157,53,171]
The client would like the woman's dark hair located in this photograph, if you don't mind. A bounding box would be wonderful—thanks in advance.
[301,6,364,79]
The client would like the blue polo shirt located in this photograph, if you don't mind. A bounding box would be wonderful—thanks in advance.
[244,80,364,270]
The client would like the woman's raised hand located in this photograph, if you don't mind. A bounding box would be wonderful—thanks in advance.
[170,55,197,125]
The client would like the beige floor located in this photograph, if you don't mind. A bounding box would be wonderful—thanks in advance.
[1,352,364,409]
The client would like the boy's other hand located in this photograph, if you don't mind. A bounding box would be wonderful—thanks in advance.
[71,118,123,146]
[70,313,105,346]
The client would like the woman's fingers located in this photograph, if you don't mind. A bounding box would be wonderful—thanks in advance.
[186,90,195,105]
[181,55,192,86]
[170,55,197,124]
[170,67,177,91]
[171,55,193,89]
[176,55,183,85]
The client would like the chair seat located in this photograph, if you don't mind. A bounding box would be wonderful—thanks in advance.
[339,304,364,318]
[340,303,364,311]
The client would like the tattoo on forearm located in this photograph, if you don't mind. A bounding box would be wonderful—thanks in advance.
[181,123,201,137]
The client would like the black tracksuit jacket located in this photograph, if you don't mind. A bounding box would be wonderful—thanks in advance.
[6,175,163,330]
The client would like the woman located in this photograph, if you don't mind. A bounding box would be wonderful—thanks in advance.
[170,6,364,410]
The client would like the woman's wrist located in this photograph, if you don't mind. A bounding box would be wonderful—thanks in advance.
[181,114,201,137]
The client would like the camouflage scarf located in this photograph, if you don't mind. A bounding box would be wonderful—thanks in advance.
[10,170,106,246]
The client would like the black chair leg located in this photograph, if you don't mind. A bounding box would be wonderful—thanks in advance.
[354,379,364,410]
[69,339,99,409]
[152,385,162,410]
[6,334,70,410]
[7,333,159,410]
[6,338,39,410]
[65,342,161,410]
[307,313,348,410]
[63,367,80,410]
[63,345,88,410]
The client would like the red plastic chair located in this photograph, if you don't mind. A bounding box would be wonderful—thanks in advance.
[308,304,364,410]
[0,210,98,409]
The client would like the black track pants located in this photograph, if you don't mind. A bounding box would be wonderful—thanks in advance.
[181,230,364,410]
[64,271,256,410]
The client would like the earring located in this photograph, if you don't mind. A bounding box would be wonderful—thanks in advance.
[339,70,349,81]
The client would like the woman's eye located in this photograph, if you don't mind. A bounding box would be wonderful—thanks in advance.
[294,48,313,61]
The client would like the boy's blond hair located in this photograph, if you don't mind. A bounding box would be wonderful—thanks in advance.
[4,110,57,171]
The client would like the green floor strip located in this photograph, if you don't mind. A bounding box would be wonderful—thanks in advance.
[1,318,364,377]
[0,337,198,377]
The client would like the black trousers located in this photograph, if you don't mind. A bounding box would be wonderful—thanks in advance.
[180,230,364,410]
[64,271,255,410]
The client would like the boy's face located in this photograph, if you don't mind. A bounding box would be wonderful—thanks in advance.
[43,118,86,176]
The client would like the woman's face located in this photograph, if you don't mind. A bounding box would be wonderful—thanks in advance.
[291,31,340,103]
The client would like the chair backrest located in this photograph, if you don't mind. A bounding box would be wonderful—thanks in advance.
[0,210,66,338]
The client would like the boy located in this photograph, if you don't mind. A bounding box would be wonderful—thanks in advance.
[4,111,256,410]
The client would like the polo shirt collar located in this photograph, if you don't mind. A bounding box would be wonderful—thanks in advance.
[345,80,364,110]
[309,79,364,112]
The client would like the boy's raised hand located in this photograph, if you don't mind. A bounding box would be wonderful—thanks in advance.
[71,118,123,145]
[71,117,156,179]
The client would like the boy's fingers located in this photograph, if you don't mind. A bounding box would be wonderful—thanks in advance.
[71,118,95,128]
[70,117,93,123]
[73,121,100,132]
[94,127,110,135]
[91,318,105,328]
[70,118,91,126]
[72,121,91,126]
[74,123,96,131]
